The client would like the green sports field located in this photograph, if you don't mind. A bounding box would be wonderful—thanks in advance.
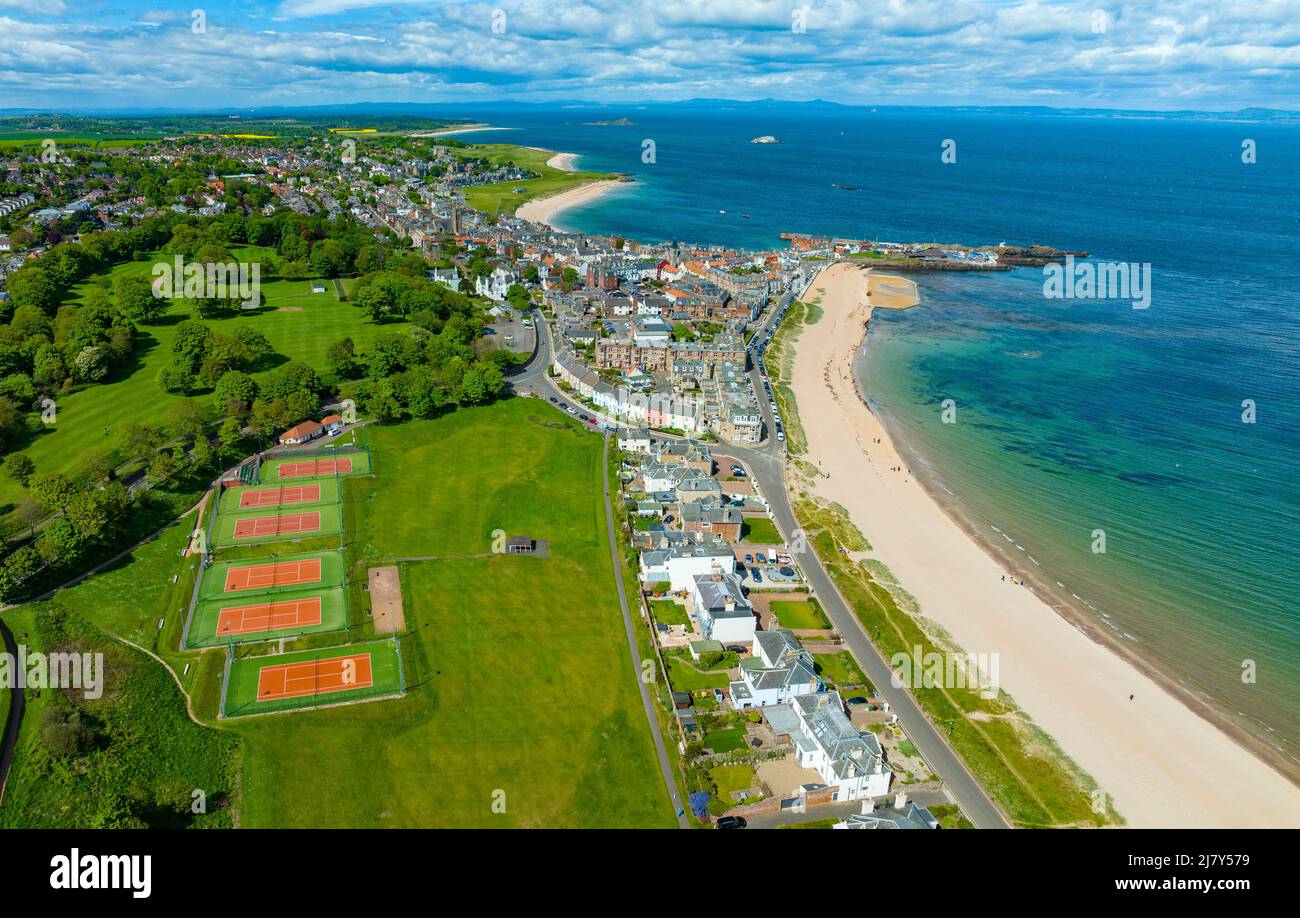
[262,449,372,481]
[218,477,341,514]
[197,550,346,603]
[187,586,346,648]
[0,250,398,526]
[212,502,342,547]
[223,639,403,718]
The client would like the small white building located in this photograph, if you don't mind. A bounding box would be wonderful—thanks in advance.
[475,265,520,302]
[729,630,822,709]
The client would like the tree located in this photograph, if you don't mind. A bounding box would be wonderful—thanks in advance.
[0,545,43,602]
[166,398,206,441]
[171,320,213,373]
[214,370,258,416]
[37,517,85,567]
[115,274,166,324]
[4,453,35,488]
[7,265,59,314]
[30,472,76,514]
[230,326,275,367]
[72,345,111,383]
[217,417,244,460]
[191,437,216,472]
[325,337,358,380]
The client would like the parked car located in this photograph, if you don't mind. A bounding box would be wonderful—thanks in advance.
[549,396,558,403]
[744,553,753,564]
[716,816,747,829]
[752,569,762,583]
[846,696,871,706]
[756,552,767,563]
[663,515,675,525]
[578,414,588,421]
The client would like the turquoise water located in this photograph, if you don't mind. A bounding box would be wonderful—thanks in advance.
[452,105,1300,758]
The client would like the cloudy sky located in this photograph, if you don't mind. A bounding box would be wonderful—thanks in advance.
[1,0,1297,111]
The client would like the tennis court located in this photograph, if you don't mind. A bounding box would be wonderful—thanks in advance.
[198,551,346,600]
[225,557,320,592]
[263,449,371,481]
[218,597,322,636]
[213,504,342,547]
[234,511,321,539]
[188,586,345,647]
[222,639,404,717]
[218,477,340,514]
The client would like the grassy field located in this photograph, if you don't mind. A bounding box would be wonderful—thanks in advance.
[0,248,394,520]
[228,399,675,826]
[456,143,619,216]
[771,598,830,630]
[740,516,782,545]
[0,603,239,828]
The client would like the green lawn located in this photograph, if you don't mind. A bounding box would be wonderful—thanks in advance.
[0,248,399,521]
[663,651,733,692]
[0,603,239,828]
[649,600,690,625]
[740,516,782,545]
[709,763,757,802]
[232,399,675,826]
[701,727,747,754]
[771,598,831,630]
[457,143,619,216]
[814,651,871,691]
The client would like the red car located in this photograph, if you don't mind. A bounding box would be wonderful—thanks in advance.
[586,417,597,425]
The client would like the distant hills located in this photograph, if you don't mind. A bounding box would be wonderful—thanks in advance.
[2,100,1298,124]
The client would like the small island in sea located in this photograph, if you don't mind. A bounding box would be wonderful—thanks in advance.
[750,135,780,143]
[587,117,634,126]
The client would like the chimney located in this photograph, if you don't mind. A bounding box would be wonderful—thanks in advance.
[895,791,908,809]
[724,595,735,612]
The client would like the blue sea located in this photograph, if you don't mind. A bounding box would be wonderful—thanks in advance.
[450,104,1300,761]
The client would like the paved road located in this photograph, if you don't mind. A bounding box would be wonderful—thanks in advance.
[0,611,24,806]
[599,433,688,828]
[514,303,1009,829]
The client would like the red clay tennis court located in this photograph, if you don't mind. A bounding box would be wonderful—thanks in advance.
[233,511,321,540]
[256,652,374,701]
[238,484,321,508]
[217,597,322,636]
[224,558,322,592]
[278,458,353,479]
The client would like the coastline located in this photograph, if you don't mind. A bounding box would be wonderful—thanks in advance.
[788,261,1300,827]
[516,172,626,230]
[411,124,510,138]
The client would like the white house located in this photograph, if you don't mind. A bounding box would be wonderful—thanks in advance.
[428,267,461,292]
[729,630,822,709]
[475,265,520,302]
[689,572,756,644]
[617,428,652,454]
[788,692,892,802]
[652,544,735,592]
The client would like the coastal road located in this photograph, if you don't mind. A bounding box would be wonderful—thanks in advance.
[514,298,1008,828]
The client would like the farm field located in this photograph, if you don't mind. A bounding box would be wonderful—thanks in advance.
[0,248,399,519]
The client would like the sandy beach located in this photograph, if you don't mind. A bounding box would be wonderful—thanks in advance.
[534,150,579,171]
[411,124,510,138]
[516,177,624,229]
[790,261,1300,828]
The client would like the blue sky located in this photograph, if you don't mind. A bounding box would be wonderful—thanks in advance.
[1,1,1296,111]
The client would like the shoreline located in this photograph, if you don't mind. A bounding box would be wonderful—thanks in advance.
[411,124,510,138]
[788,261,1300,827]
[515,171,626,230]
